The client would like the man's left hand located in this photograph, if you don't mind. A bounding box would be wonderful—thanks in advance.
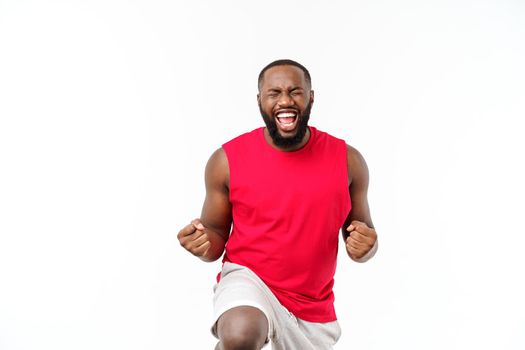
[345,220,377,260]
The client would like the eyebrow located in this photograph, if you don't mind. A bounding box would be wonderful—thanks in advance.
[266,86,304,92]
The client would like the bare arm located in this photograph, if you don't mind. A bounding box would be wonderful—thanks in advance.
[199,147,232,261]
[341,144,378,262]
[177,148,232,262]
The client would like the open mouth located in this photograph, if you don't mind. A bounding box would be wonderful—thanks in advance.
[275,110,298,131]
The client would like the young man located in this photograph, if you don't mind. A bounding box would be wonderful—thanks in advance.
[177,59,378,350]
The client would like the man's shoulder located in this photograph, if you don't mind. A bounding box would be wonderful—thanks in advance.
[345,142,368,183]
[222,127,264,148]
[310,126,347,149]
[345,143,362,159]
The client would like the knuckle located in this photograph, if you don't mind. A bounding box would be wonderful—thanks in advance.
[193,247,205,257]
[191,218,201,226]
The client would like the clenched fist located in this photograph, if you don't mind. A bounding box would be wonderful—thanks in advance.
[345,220,377,261]
[177,219,211,258]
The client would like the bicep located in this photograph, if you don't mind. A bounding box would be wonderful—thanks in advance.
[342,145,374,235]
[200,148,232,240]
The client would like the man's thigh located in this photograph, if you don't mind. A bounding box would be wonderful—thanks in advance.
[211,262,276,343]
[211,262,341,349]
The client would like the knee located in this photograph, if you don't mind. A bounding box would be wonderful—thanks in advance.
[217,306,268,350]
[220,331,262,350]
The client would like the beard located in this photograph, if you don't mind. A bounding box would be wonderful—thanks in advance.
[259,101,312,149]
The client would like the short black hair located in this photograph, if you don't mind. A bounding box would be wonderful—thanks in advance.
[258,59,311,91]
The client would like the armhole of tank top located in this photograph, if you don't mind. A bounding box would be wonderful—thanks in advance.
[342,140,352,210]
[342,140,350,187]
[221,144,234,202]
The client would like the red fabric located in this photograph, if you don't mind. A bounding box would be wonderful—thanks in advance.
[220,126,351,322]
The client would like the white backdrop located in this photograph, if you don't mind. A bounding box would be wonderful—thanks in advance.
[1,1,524,349]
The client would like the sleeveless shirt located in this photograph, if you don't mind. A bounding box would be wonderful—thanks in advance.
[221,126,351,322]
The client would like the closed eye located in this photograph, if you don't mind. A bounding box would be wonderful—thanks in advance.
[290,87,304,96]
[266,89,281,98]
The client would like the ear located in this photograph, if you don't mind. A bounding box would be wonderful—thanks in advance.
[310,90,315,104]
[257,93,261,105]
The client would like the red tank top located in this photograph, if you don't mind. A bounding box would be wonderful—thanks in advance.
[221,126,351,322]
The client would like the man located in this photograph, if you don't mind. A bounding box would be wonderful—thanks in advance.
[177,59,378,350]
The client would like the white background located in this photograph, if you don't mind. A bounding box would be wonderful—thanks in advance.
[1,0,524,349]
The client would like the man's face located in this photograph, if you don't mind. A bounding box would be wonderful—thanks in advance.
[258,65,314,149]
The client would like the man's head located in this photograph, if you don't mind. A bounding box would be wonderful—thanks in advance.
[257,59,314,150]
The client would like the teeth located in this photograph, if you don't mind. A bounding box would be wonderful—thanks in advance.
[276,112,296,118]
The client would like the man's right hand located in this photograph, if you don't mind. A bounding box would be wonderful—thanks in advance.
[177,219,212,258]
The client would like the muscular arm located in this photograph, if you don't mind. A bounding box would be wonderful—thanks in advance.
[341,144,378,262]
[177,147,232,261]
[199,148,232,262]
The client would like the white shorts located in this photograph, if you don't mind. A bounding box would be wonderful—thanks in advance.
[211,262,341,350]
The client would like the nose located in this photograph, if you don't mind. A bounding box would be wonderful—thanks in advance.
[277,92,294,107]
